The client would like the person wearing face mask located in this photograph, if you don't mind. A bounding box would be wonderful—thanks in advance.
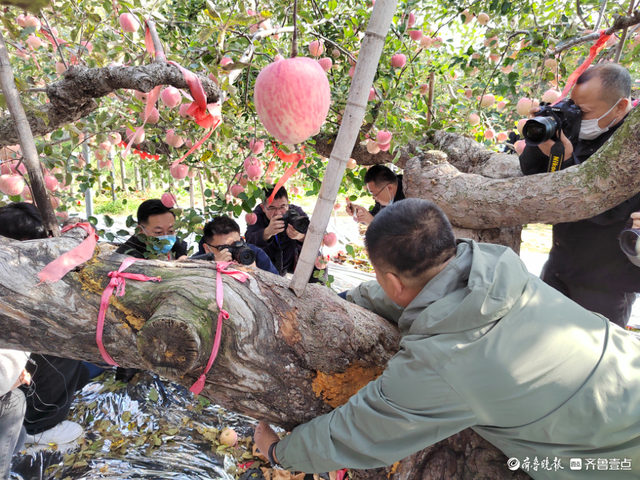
[116,199,188,260]
[345,165,405,226]
[519,63,639,328]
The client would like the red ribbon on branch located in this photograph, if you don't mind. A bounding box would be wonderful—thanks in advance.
[189,261,249,395]
[117,141,160,161]
[552,30,613,106]
[96,258,161,366]
[266,143,306,205]
[167,61,222,168]
[37,222,99,284]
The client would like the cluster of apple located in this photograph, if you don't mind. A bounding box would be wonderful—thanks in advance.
[366,130,393,154]
[0,146,72,219]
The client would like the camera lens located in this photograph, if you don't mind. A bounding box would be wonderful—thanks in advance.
[522,117,558,146]
[291,216,310,234]
[620,229,640,257]
[235,246,256,265]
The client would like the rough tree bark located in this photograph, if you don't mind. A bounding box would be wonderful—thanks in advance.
[0,63,220,147]
[0,231,529,480]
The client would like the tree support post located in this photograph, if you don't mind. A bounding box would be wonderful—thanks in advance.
[82,135,94,218]
[289,0,398,296]
[0,31,59,236]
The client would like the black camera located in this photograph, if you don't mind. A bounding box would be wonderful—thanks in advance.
[522,100,582,147]
[219,241,256,265]
[281,208,310,234]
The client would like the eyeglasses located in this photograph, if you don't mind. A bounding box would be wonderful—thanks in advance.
[266,203,289,213]
[369,183,390,200]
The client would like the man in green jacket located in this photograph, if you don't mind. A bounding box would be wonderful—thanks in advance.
[254,198,640,479]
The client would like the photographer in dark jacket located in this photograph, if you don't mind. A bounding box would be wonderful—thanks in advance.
[345,165,405,225]
[195,215,278,275]
[245,187,321,282]
[520,63,639,327]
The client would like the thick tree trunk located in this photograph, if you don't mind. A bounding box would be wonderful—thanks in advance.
[403,143,524,253]
[0,231,529,479]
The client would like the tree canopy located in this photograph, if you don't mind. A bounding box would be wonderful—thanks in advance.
[0,0,639,247]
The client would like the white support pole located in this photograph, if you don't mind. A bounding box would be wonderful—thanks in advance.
[83,137,94,219]
[289,0,398,296]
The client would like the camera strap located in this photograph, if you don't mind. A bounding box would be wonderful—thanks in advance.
[547,139,565,172]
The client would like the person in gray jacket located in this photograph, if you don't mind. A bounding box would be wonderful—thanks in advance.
[0,349,30,479]
[254,198,640,479]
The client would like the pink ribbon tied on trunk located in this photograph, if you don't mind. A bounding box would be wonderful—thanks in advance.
[37,222,99,284]
[189,261,249,395]
[97,257,161,366]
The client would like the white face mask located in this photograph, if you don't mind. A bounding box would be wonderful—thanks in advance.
[579,99,622,140]
[386,185,395,206]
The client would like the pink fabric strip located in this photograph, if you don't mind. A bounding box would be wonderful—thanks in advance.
[97,258,161,366]
[168,61,207,109]
[170,127,216,168]
[37,222,99,284]
[552,30,612,106]
[165,61,223,167]
[189,261,249,395]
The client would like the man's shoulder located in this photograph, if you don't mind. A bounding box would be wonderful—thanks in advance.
[116,235,145,258]
[247,243,278,274]
[289,204,308,216]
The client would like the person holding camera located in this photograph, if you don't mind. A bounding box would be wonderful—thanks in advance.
[345,165,405,226]
[195,215,278,274]
[519,63,639,327]
[245,187,320,281]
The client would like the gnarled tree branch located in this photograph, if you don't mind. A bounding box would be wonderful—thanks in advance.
[403,106,640,229]
[0,62,221,148]
[550,9,640,55]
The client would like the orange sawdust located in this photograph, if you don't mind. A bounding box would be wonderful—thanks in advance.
[312,364,385,408]
[388,461,400,477]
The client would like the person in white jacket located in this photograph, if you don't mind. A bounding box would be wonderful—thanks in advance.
[0,348,30,479]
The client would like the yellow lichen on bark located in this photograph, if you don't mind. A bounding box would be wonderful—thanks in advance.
[76,267,147,331]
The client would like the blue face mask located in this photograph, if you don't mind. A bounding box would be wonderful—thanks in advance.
[155,235,177,254]
[141,226,177,254]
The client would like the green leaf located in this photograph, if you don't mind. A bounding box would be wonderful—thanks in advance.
[0,16,21,39]
[104,215,114,227]
[346,244,354,256]
[88,216,98,226]
[198,26,217,44]
[148,388,158,402]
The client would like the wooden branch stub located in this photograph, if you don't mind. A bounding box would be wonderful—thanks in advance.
[137,294,212,376]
